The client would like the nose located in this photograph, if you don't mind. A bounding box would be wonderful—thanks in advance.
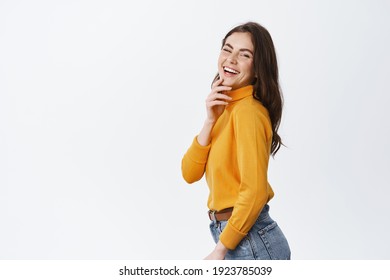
[227,53,237,64]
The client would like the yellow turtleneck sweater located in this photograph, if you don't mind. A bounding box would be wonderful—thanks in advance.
[181,85,275,250]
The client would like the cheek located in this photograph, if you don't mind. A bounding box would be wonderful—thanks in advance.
[217,57,225,74]
[243,62,254,77]
[217,55,225,68]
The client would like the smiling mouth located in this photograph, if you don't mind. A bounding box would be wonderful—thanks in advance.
[223,66,240,75]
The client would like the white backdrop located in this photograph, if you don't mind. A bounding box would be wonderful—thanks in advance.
[1,0,390,259]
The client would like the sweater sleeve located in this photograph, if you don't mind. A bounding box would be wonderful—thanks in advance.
[219,107,273,250]
[181,136,211,183]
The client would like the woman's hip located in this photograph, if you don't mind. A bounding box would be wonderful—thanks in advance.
[209,204,291,260]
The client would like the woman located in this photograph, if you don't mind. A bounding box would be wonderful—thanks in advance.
[181,22,291,260]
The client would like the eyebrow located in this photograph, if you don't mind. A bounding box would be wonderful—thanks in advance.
[224,43,254,55]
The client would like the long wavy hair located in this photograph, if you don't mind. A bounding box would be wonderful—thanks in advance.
[213,22,284,156]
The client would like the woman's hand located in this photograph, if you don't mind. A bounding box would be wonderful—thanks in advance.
[197,78,232,146]
[203,241,229,260]
[205,78,232,124]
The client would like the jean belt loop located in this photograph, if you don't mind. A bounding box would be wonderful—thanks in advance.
[210,210,219,228]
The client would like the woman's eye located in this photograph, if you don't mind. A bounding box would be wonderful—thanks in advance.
[222,48,231,53]
[240,53,251,58]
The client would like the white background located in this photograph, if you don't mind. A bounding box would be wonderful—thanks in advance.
[1,0,389,259]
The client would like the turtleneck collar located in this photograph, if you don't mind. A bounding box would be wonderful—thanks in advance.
[227,85,254,102]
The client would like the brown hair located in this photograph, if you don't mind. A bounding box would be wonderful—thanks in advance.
[213,22,284,156]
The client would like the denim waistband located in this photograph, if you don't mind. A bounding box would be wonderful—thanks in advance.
[210,204,270,223]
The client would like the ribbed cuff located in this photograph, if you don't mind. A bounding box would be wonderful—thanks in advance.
[219,221,247,250]
[187,136,211,163]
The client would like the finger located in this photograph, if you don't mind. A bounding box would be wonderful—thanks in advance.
[212,93,233,101]
[207,91,232,101]
[212,77,224,88]
[212,85,232,93]
[206,93,231,103]
[207,100,229,107]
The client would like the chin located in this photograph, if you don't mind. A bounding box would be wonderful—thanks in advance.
[219,76,235,86]
[224,79,240,88]
[221,80,233,87]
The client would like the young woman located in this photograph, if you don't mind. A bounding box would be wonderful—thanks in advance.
[181,22,291,260]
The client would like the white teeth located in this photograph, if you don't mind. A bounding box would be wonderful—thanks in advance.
[224,66,239,74]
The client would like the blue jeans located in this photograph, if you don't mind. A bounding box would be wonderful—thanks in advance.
[209,204,291,260]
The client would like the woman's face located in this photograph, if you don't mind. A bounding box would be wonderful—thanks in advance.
[218,32,255,90]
